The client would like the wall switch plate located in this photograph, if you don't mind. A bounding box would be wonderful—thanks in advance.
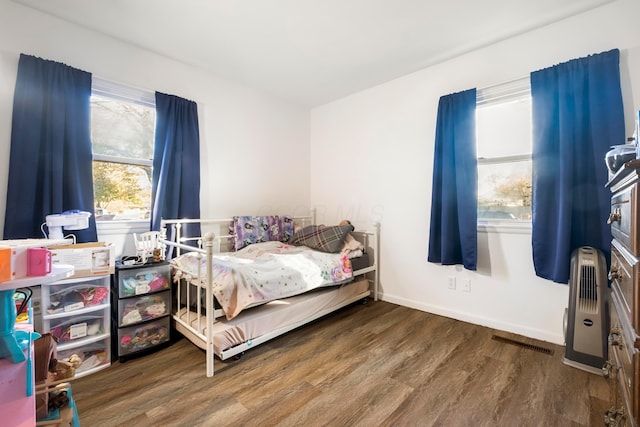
[448,277,456,290]
[462,279,471,292]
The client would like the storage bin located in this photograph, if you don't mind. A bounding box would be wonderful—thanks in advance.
[42,276,109,315]
[117,316,170,356]
[117,263,170,298]
[117,291,171,327]
[112,261,172,361]
[49,314,104,344]
[57,340,110,377]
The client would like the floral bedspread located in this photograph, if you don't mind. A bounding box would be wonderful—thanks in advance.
[171,241,353,319]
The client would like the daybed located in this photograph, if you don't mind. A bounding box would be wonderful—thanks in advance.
[159,213,379,377]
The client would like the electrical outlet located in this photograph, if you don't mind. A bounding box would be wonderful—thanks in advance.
[462,279,471,292]
[448,277,456,290]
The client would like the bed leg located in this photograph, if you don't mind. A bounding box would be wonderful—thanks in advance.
[205,232,215,378]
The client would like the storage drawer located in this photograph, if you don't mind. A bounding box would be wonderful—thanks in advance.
[117,316,170,356]
[117,291,171,327]
[611,239,640,331]
[610,184,640,257]
[609,289,640,422]
[117,263,170,298]
[57,339,110,378]
[42,276,109,315]
[49,314,105,345]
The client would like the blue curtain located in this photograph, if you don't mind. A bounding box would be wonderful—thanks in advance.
[531,49,625,283]
[3,54,97,242]
[151,92,201,241]
[428,89,478,270]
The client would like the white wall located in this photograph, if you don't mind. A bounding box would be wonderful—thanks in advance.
[3,0,639,345]
[310,0,640,344]
[0,0,311,253]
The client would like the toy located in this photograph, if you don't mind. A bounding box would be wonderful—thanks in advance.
[49,354,82,381]
[47,388,70,412]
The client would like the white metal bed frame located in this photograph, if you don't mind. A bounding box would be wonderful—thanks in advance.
[159,214,380,377]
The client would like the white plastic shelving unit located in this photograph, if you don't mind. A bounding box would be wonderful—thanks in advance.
[40,274,111,378]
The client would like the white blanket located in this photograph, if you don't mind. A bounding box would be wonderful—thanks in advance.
[171,241,353,319]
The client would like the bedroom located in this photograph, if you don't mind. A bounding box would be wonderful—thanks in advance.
[0,0,639,425]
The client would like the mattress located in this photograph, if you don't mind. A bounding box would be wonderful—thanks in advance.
[175,279,370,358]
[171,241,354,319]
[350,252,371,272]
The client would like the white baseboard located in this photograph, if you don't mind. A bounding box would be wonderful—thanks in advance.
[380,293,565,346]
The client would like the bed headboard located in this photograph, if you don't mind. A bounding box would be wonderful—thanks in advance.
[229,215,297,251]
[160,212,315,256]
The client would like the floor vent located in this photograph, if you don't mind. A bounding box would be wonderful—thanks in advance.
[492,335,554,356]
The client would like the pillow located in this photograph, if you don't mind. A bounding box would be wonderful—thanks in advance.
[231,216,280,250]
[291,224,355,253]
[279,216,295,243]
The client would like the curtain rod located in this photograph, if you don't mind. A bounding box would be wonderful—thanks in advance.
[479,74,529,91]
[477,74,530,106]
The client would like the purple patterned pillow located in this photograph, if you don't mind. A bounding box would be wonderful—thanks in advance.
[279,216,295,243]
[232,216,280,250]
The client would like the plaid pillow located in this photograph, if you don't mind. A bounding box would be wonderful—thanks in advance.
[290,224,355,253]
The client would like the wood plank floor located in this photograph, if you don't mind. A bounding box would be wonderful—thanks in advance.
[72,300,610,426]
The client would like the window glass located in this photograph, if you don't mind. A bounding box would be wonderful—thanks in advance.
[92,161,152,220]
[91,96,155,160]
[477,98,531,158]
[476,96,532,221]
[91,93,155,221]
[478,160,532,220]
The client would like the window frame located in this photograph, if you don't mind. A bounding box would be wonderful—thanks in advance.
[90,77,155,224]
[92,153,152,168]
[476,77,532,234]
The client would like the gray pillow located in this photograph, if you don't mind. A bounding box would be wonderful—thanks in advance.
[290,224,355,253]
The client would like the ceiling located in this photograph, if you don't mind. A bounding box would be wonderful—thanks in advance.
[14,0,614,107]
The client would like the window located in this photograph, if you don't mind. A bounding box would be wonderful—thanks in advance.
[91,78,155,221]
[476,78,532,222]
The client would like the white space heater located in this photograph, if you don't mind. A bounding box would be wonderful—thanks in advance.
[563,246,609,375]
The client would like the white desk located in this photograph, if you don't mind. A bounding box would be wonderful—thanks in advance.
[0,264,74,292]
